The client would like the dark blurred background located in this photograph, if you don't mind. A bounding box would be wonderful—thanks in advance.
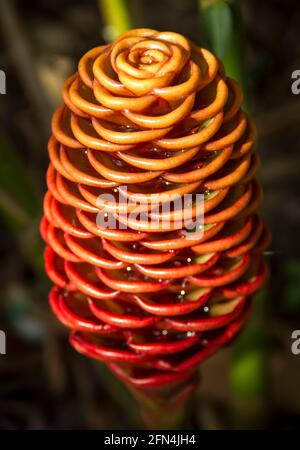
[0,0,300,430]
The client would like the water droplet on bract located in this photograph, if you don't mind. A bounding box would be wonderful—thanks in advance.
[186,257,192,263]
[186,331,195,337]
[180,290,186,296]
[203,306,209,313]
[126,266,132,272]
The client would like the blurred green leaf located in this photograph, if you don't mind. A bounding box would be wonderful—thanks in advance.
[98,0,133,42]
[230,291,266,397]
[230,351,264,397]
[199,0,248,108]
[200,1,233,59]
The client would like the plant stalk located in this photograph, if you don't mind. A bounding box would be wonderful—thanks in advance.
[98,0,133,42]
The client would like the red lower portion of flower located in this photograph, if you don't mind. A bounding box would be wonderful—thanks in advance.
[41,198,269,389]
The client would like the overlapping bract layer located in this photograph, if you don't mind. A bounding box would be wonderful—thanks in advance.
[41,29,270,389]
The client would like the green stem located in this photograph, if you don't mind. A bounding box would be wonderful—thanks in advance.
[98,0,133,42]
[128,379,196,429]
[95,362,196,429]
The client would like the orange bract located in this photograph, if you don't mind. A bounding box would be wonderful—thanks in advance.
[41,29,270,391]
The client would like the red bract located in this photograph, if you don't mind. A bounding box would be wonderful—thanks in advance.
[41,29,270,401]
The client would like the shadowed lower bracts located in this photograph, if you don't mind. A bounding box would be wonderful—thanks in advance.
[40,29,271,395]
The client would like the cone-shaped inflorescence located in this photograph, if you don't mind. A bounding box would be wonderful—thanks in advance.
[41,29,270,395]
